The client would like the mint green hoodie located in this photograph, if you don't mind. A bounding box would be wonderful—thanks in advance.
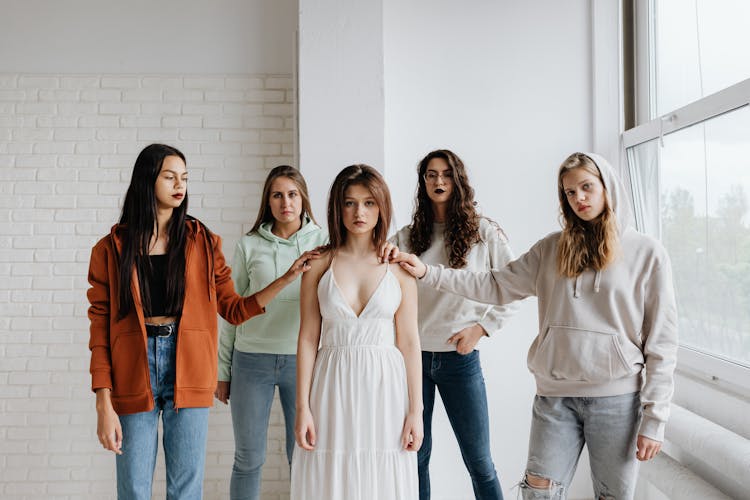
[218,218,328,381]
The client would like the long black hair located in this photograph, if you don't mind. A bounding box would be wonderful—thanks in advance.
[116,144,189,320]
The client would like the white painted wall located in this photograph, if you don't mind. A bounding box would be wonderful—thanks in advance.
[382,1,594,498]
[299,1,597,498]
[297,0,385,220]
[0,0,297,74]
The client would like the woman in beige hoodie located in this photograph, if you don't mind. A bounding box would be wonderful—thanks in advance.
[395,153,678,500]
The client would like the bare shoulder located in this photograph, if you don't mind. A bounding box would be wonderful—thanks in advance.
[391,262,416,287]
[304,248,332,284]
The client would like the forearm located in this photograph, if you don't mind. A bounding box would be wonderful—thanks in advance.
[253,274,294,309]
[95,388,114,412]
[397,338,423,414]
[295,336,318,411]
[423,266,511,306]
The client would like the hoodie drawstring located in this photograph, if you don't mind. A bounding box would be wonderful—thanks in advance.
[573,271,602,297]
[202,228,213,302]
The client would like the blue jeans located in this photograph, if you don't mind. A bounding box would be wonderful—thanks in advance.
[229,352,296,500]
[116,333,209,500]
[419,350,503,500]
[519,393,641,500]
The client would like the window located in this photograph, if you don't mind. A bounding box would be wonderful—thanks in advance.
[625,0,750,390]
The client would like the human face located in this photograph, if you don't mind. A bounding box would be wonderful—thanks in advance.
[268,176,303,226]
[154,155,187,210]
[342,184,380,236]
[423,157,454,206]
[561,167,606,221]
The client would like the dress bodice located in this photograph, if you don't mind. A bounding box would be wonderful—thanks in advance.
[316,264,402,347]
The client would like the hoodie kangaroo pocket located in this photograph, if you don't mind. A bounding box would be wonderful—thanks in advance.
[533,326,634,382]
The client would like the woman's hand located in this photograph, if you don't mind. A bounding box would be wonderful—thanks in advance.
[214,381,230,404]
[295,407,317,450]
[378,241,400,263]
[401,411,424,452]
[392,252,427,279]
[448,324,487,354]
[95,389,123,455]
[636,435,662,461]
[283,250,322,283]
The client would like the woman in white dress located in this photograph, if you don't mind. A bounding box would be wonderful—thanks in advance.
[291,164,423,500]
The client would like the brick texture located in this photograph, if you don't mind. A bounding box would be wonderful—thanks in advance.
[0,73,295,499]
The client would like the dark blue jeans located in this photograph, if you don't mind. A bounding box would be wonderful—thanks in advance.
[419,350,503,500]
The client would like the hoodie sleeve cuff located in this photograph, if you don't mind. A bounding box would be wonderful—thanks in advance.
[638,416,666,442]
[241,295,265,321]
[218,363,231,382]
[420,264,440,287]
[91,370,113,393]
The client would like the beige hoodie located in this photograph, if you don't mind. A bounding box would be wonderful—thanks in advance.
[421,153,678,441]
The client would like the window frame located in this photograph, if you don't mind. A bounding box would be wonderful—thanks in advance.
[625,0,750,398]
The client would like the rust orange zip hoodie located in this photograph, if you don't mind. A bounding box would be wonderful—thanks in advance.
[87,220,264,415]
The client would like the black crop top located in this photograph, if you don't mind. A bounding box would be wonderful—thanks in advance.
[148,254,168,317]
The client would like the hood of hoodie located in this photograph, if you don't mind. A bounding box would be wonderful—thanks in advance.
[255,215,321,246]
[251,216,324,282]
[583,152,634,234]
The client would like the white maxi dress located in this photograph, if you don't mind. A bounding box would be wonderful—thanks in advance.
[290,263,418,500]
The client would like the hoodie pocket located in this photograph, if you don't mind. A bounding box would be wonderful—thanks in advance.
[532,325,637,382]
[176,328,216,389]
[111,331,148,397]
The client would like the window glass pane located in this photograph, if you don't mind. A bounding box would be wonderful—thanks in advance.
[653,0,750,118]
[627,106,750,367]
[626,139,660,236]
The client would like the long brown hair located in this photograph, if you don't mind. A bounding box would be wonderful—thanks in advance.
[249,165,316,234]
[556,153,619,277]
[408,149,480,268]
[327,165,392,251]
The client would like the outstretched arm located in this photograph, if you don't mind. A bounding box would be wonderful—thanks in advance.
[394,243,541,307]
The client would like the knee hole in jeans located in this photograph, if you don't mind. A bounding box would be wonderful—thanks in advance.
[525,473,551,489]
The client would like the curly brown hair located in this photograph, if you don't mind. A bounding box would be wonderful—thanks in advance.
[408,149,480,268]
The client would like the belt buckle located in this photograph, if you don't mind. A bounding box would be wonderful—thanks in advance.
[156,324,174,337]
[148,323,175,337]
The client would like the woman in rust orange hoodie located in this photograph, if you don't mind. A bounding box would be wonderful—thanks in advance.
[87,143,318,500]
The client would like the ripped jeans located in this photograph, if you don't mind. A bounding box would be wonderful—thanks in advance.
[519,393,641,500]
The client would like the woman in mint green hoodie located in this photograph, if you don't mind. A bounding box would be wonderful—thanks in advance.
[216,165,328,500]
[395,153,678,500]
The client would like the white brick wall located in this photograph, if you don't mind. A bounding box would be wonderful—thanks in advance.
[0,73,295,499]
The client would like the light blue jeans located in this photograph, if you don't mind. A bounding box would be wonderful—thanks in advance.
[229,351,296,500]
[116,332,209,500]
[519,393,641,500]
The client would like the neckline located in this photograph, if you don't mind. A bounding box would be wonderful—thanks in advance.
[328,261,390,319]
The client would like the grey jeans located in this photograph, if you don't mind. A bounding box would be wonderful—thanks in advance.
[519,392,641,500]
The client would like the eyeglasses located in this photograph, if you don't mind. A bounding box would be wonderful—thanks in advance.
[423,171,453,183]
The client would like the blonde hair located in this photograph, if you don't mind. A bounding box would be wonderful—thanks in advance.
[556,153,619,278]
